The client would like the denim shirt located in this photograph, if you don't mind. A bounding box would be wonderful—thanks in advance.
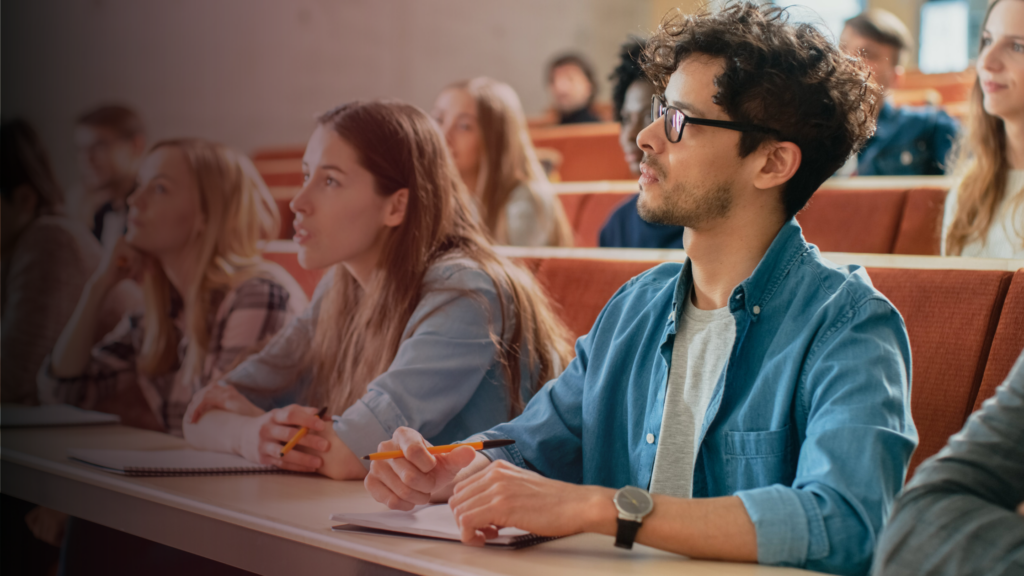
[473,219,918,576]
[228,255,537,469]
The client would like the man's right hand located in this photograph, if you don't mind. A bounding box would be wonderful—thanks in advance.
[364,427,483,510]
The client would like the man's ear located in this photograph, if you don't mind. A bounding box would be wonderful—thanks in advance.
[383,188,409,228]
[753,142,801,191]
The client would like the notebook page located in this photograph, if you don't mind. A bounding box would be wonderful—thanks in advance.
[331,503,531,545]
[68,448,275,473]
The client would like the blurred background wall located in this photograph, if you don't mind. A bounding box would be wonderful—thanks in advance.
[1,0,979,189]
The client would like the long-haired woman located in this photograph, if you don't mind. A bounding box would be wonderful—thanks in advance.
[183,100,573,480]
[42,139,308,435]
[432,77,573,246]
[942,0,1024,258]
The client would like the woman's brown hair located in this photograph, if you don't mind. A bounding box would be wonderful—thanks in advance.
[305,100,573,418]
[945,0,1024,255]
[138,139,281,382]
[447,78,573,247]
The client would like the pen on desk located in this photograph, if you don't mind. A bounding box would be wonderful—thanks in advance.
[362,439,516,461]
[279,406,328,457]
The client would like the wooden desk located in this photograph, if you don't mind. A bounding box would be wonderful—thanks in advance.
[1,425,824,575]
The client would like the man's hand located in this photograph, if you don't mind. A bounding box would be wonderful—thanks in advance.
[364,427,485,510]
[448,459,616,546]
[1017,501,1023,516]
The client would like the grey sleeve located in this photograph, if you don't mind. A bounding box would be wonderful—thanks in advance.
[873,352,1024,576]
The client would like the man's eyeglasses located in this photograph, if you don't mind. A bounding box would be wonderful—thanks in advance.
[651,95,775,143]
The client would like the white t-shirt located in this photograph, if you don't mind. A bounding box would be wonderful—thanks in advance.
[942,169,1024,259]
[649,293,736,499]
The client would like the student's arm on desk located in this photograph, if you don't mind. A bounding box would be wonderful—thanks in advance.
[364,426,757,561]
[183,400,367,480]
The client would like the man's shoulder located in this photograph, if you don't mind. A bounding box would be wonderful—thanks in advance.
[792,249,898,320]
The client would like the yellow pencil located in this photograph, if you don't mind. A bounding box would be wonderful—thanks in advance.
[279,407,328,457]
[362,439,515,461]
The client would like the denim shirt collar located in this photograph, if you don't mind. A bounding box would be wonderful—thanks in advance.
[668,218,810,325]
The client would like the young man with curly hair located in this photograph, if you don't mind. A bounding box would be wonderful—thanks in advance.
[364,4,917,574]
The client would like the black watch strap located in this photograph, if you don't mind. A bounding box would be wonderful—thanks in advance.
[614,517,642,549]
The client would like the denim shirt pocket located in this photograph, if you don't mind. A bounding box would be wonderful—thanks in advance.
[724,426,796,492]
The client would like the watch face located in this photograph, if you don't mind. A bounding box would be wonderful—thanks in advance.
[615,486,653,516]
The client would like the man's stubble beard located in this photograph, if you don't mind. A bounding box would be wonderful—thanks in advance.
[637,156,733,228]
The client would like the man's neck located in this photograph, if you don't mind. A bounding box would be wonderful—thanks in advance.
[685,205,786,311]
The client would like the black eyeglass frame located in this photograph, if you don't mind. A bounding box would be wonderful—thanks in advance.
[651,94,776,143]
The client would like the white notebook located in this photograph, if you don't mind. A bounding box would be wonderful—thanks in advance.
[68,448,284,477]
[1,404,120,428]
[331,504,558,549]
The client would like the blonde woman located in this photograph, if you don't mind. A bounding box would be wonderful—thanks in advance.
[942,0,1024,258]
[183,100,573,480]
[41,139,308,435]
[432,77,573,246]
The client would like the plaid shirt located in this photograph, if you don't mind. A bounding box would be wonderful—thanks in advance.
[39,272,306,436]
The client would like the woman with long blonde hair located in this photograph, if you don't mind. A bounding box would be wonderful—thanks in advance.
[942,0,1024,258]
[183,100,573,480]
[42,139,308,435]
[433,77,573,246]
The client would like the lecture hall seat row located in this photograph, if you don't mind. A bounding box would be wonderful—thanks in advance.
[261,242,1024,479]
[554,176,954,253]
[252,122,635,187]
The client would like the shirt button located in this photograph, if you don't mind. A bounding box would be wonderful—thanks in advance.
[900,150,913,166]
[646,433,655,444]
[752,305,761,315]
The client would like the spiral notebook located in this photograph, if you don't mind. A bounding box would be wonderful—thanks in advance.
[331,504,559,549]
[68,448,285,477]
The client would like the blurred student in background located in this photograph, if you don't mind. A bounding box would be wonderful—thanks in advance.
[433,77,572,246]
[2,119,109,405]
[183,101,573,481]
[548,53,601,124]
[943,0,1024,259]
[840,9,959,176]
[599,37,686,249]
[41,138,306,435]
[73,104,147,249]
[1,118,129,576]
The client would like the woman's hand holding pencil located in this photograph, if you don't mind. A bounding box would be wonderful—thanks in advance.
[236,405,331,473]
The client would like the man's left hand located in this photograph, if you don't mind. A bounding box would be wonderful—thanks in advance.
[447,460,615,545]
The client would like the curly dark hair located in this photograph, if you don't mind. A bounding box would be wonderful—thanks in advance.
[610,37,649,122]
[643,2,881,218]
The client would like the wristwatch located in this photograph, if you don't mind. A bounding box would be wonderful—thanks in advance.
[613,485,654,549]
